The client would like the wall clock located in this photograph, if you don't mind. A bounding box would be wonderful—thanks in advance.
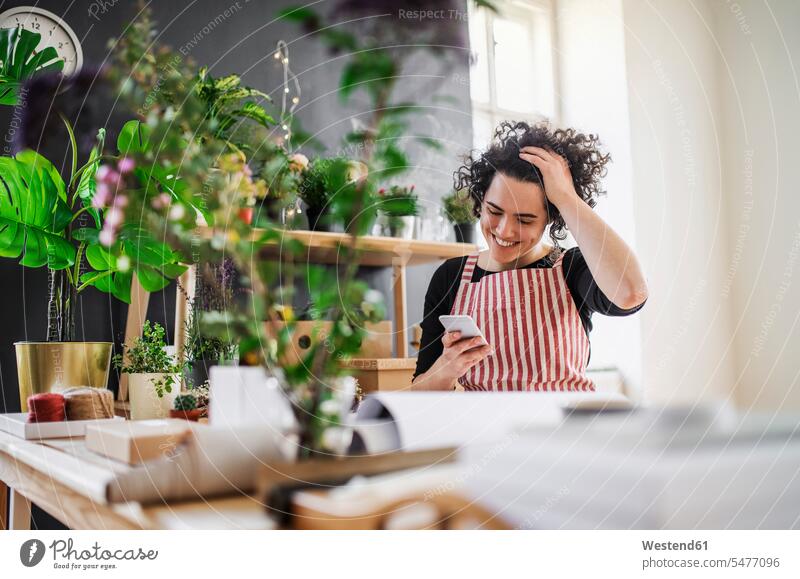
[0,6,83,75]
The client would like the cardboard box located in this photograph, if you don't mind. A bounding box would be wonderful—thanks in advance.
[340,358,418,393]
[84,419,202,464]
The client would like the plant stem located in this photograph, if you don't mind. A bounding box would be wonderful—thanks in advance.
[60,114,78,185]
[76,270,113,292]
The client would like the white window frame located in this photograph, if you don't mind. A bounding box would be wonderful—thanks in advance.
[468,0,560,148]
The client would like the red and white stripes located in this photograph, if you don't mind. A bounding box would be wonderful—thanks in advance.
[452,252,595,392]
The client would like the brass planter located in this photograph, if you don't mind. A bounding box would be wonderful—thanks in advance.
[14,342,113,411]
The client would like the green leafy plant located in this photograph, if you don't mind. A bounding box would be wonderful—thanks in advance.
[173,393,198,411]
[298,157,351,211]
[0,117,186,341]
[0,28,65,105]
[114,321,181,398]
[443,188,477,225]
[106,4,387,456]
[377,185,418,217]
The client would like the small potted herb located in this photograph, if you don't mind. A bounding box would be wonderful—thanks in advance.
[443,188,477,244]
[377,185,418,239]
[169,393,203,422]
[114,321,181,420]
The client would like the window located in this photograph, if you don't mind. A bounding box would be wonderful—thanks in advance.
[468,0,557,149]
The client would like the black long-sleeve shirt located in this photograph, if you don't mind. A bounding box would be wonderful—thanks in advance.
[413,246,645,379]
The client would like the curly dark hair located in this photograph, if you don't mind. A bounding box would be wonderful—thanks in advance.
[454,120,611,245]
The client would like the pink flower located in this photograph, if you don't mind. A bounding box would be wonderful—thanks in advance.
[288,153,309,172]
[92,183,111,208]
[106,207,124,227]
[112,194,128,208]
[99,228,115,247]
[117,157,135,174]
[150,193,171,210]
[97,165,121,188]
[96,165,112,183]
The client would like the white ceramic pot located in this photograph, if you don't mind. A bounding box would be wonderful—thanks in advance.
[128,373,179,420]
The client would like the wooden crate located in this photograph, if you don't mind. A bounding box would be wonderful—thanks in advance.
[271,321,393,366]
[340,357,418,393]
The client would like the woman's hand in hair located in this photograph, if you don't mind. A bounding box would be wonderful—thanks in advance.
[517,146,579,208]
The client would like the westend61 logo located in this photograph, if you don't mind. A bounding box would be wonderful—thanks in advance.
[19,538,158,571]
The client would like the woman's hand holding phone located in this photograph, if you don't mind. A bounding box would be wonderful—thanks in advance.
[412,330,493,390]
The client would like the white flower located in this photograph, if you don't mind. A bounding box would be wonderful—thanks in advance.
[116,255,131,272]
[169,204,186,221]
[346,160,368,183]
[320,398,340,416]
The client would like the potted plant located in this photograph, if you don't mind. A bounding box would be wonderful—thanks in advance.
[169,393,203,421]
[182,261,238,389]
[1,115,187,409]
[298,157,368,231]
[377,185,418,239]
[114,321,181,420]
[443,188,478,244]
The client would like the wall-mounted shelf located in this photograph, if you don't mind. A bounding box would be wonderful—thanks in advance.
[119,230,478,402]
[202,227,477,267]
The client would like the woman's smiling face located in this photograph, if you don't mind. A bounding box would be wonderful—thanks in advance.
[480,172,549,264]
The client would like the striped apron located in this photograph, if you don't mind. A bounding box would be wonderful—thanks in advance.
[450,252,595,392]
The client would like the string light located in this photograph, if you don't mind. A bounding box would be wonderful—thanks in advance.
[273,40,302,152]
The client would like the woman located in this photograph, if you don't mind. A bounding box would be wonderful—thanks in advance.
[412,121,648,392]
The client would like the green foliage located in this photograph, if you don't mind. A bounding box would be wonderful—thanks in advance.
[117,120,151,155]
[173,393,197,411]
[0,152,74,269]
[0,28,65,105]
[78,226,186,301]
[195,67,274,140]
[377,185,418,217]
[443,188,477,225]
[299,157,350,211]
[113,321,180,398]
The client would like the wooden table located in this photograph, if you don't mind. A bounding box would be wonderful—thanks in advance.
[0,427,498,531]
[0,429,275,530]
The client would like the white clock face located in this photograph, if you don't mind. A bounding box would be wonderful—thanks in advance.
[0,7,83,76]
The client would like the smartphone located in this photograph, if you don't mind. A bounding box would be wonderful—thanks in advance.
[438,315,486,341]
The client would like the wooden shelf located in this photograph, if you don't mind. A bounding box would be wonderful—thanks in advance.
[203,227,478,267]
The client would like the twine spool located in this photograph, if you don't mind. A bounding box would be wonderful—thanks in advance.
[62,387,115,420]
[27,393,65,423]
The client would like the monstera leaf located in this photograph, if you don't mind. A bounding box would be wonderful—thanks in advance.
[0,152,74,269]
[0,28,65,105]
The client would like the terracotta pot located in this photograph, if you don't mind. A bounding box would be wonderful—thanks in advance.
[169,408,203,421]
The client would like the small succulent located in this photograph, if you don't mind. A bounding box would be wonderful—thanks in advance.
[173,393,198,411]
